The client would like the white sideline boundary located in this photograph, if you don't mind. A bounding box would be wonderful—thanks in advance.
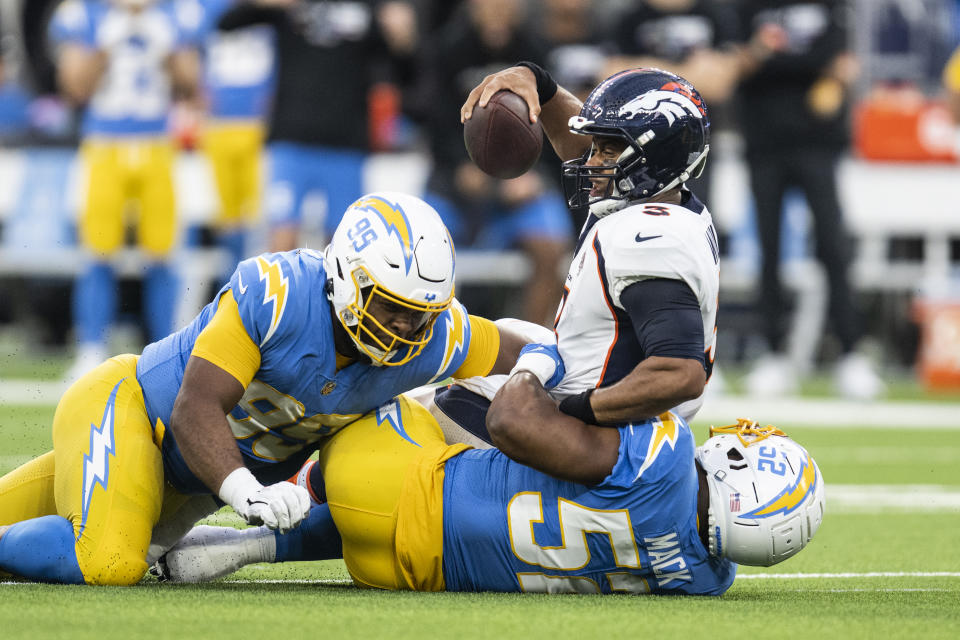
[828,485,960,511]
[1,379,959,428]
[691,395,960,429]
[5,573,959,588]
[737,572,960,579]
[229,572,960,583]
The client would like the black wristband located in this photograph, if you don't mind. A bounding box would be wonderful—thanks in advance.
[559,389,597,425]
[516,61,558,105]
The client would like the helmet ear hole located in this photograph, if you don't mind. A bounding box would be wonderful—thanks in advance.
[358,284,374,307]
[726,448,744,461]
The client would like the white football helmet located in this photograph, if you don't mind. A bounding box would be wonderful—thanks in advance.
[696,419,825,567]
[325,192,455,366]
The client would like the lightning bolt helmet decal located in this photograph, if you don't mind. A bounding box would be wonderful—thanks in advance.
[353,195,416,275]
[78,378,124,540]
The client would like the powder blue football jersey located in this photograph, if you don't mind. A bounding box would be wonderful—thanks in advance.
[441,414,736,595]
[49,0,198,137]
[137,249,475,493]
[197,0,275,120]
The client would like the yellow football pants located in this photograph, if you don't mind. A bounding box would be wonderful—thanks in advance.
[0,354,194,585]
[202,120,264,227]
[319,395,468,591]
[80,138,176,257]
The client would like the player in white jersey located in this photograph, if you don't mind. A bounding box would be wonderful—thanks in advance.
[462,66,718,427]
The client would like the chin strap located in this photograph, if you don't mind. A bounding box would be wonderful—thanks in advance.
[588,198,631,218]
[709,418,787,448]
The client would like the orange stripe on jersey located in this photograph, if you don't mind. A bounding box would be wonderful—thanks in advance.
[593,235,619,389]
[553,285,570,330]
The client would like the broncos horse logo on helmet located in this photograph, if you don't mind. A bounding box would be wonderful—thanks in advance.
[564,68,710,215]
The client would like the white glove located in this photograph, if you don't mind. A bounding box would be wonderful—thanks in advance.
[218,467,311,534]
[509,342,565,389]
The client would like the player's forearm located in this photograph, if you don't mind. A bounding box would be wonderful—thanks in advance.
[488,373,619,485]
[590,357,705,425]
[487,323,532,375]
[56,49,107,106]
[168,49,201,102]
[947,92,960,124]
[170,397,246,494]
[169,356,249,494]
[540,86,590,161]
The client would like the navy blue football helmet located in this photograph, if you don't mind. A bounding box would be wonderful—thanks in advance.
[562,68,710,213]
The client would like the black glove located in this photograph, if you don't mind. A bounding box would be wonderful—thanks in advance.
[558,389,597,425]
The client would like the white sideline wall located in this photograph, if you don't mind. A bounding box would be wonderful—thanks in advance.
[1,144,960,291]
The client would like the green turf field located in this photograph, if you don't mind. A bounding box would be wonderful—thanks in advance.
[2,403,958,639]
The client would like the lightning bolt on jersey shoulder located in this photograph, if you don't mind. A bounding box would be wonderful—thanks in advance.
[227,251,326,349]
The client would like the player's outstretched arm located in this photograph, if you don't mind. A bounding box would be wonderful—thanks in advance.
[488,319,546,375]
[486,373,619,486]
[170,357,311,532]
[562,356,705,426]
[54,44,107,106]
[460,65,590,162]
[170,356,249,492]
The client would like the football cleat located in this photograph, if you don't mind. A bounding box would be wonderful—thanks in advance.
[148,525,276,583]
[325,192,455,366]
[696,419,825,567]
[563,68,710,216]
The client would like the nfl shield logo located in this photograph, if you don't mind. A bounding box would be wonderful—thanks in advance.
[321,381,337,395]
[729,493,741,512]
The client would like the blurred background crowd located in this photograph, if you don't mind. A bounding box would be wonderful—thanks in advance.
[1,0,960,401]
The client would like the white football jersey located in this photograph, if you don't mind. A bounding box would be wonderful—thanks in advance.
[551,195,720,422]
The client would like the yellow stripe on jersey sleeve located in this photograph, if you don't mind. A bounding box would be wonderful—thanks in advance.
[944,46,960,92]
[451,315,501,379]
[191,290,261,388]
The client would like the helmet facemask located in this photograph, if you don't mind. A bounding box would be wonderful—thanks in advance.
[325,192,456,367]
[562,127,652,212]
[337,266,449,367]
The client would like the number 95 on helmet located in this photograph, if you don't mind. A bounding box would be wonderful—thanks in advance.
[325,192,456,366]
[696,420,826,567]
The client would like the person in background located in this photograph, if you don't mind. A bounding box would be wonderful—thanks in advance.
[217,0,418,252]
[49,0,202,382]
[415,0,572,326]
[194,0,276,280]
[736,0,884,399]
[0,46,33,143]
[601,0,744,206]
[536,0,608,233]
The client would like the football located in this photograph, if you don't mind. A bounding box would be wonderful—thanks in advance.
[463,90,543,179]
